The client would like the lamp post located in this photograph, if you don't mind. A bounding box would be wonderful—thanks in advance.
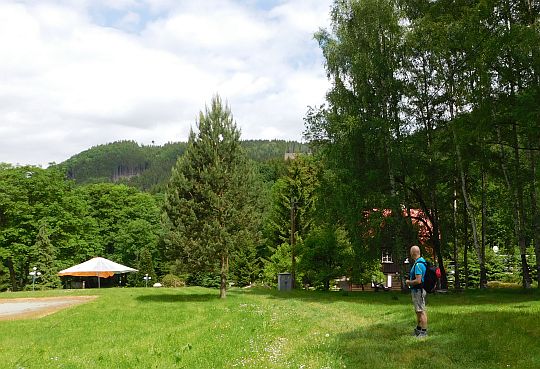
[29,266,41,291]
[143,273,152,287]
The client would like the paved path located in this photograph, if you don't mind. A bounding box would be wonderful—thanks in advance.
[0,300,74,316]
[0,296,97,320]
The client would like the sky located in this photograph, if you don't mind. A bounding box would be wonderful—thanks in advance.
[0,0,332,167]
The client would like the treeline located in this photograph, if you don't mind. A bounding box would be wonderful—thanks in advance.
[0,138,308,291]
[57,139,309,192]
[0,165,163,291]
[302,0,539,289]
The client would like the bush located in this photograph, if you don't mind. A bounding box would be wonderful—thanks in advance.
[161,274,185,288]
[487,281,521,289]
[186,272,220,288]
[262,243,293,287]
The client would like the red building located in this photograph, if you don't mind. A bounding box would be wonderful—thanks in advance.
[340,207,436,291]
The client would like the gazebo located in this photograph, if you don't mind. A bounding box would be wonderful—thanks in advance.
[58,257,138,288]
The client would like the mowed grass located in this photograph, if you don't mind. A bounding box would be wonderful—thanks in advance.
[0,287,539,369]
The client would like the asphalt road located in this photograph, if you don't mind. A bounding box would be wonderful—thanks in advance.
[0,296,96,319]
[0,300,74,317]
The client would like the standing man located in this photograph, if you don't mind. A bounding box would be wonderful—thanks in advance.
[405,245,428,337]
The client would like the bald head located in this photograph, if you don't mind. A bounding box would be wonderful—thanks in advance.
[410,245,421,260]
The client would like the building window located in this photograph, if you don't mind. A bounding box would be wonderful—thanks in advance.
[381,250,393,263]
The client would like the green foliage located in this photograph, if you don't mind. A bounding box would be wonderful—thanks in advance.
[138,247,156,278]
[0,164,165,291]
[262,243,293,286]
[163,95,263,297]
[298,226,353,290]
[129,247,157,287]
[32,224,61,289]
[80,183,162,269]
[262,155,320,286]
[186,272,221,288]
[57,139,307,193]
[457,246,523,288]
[0,263,9,291]
[0,166,101,290]
[306,0,408,280]
[241,140,310,162]
[57,140,187,192]
[305,0,540,289]
[160,274,185,287]
[486,281,521,289]
[230,243,259,287]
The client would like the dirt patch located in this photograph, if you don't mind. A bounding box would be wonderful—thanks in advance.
[0,296,98,321]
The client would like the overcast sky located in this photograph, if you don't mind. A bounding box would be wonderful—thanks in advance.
[0,0,332,167]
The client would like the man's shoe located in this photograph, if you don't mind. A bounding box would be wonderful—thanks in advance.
[416,330,428,338]
[413,328,421,336]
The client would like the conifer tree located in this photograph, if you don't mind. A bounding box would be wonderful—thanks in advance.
[32,224,61,289]
[138,247,157,286]
[163,95,261,298]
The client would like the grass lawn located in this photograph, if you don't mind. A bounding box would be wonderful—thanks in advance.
[0,287,539,369]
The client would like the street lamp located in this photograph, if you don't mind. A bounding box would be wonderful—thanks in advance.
[29,266,41,291]
[143,273,152,288]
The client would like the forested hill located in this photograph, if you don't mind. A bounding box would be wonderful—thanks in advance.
[56,139,308,191]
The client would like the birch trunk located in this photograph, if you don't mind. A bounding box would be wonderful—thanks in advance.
[453,185,461,289]
[512,123,531,288]
[480,164,487,288]
[452,127,484,287]
[529,149,540,287]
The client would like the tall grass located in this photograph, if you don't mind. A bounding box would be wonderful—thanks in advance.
[0,287,539,369]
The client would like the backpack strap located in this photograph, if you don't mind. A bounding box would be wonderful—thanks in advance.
[412,260,427,271]
[411,260,426,289]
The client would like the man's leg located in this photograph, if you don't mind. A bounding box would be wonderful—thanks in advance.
[412,289,428,337]
[417,311,427,329]
[412,290,424,335]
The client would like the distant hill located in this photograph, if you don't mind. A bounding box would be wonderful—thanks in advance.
[56,139,309,192]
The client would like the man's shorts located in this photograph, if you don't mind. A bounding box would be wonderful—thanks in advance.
[411,288,427,312]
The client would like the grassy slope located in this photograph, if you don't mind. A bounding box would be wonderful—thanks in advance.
[0,287,539,369]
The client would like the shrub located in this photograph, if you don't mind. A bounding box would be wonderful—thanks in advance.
[161,274,185,288]
[487,281,520,289]
[186,272,220,288]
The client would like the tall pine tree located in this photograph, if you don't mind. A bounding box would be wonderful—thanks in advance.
[163,95,260,298]
[32,223,61,289]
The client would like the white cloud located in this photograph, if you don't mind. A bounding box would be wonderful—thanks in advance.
[0,0,332,167]
[115,11,141,31]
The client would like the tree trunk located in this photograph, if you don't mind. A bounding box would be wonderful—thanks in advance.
[6,257,17,291]
[448,66,484,287]
[480,166,488,288]
[497,126,522,283]
[452,185,461,289]
[463,202,469,289]
[430,201,447,289]
[527,0,540,288]
[512,122,531,288]
[529,149,540,287]
[452,127,485,287]
[324,279,330,291]
[220,253,228,299]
